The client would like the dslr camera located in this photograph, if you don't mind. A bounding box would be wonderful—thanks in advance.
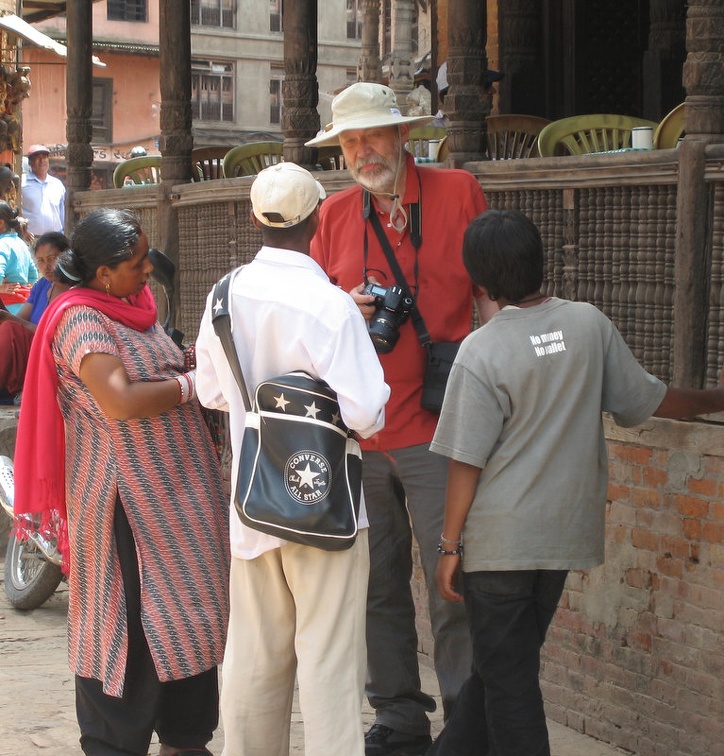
[363,283,414,354]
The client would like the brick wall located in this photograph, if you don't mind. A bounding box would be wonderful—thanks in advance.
[412,415,724,755]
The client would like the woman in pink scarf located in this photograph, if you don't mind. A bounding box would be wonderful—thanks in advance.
[14,208,229,756]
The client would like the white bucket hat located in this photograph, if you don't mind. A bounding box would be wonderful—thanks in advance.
[306,82,433,147]
[250,162,326,229]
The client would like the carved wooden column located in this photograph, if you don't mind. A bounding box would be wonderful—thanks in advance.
[65,0,94,233]
[673,0,724,387]
[359,0,381,82]
[445,0,486,163]
[389,0,415,112]
[282,0,320,167]
[642,0,686,120]
[158,0,192,307]
[497,0,545,117]
[159,0,192,186]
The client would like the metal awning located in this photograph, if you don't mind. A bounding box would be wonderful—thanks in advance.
[0,13,106,67]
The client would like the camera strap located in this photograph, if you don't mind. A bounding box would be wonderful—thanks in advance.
[362,184,432,348]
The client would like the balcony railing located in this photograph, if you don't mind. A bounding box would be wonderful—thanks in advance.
[72,144,724,388]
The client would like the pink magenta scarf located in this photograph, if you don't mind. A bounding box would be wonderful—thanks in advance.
[13,284,157,572]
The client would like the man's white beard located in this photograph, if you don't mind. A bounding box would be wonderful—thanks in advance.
[350,145,401,196]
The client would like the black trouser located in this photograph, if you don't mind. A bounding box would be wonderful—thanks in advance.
[429,569,568,756]
[75,501,219,756]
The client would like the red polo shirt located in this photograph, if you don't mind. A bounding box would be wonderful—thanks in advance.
[311,154,488,450]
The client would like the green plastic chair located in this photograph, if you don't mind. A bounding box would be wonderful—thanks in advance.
[653,103,685,149]
[192,146,231,181]
[315,145,345,170]
[537,114,659,157]
[485,115,552,159]
[222,142,284,178]
[113,156,162,188]
[407,125,448,161]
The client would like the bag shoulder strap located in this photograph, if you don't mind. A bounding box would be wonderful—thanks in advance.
[211,268,252,412]
[364,191,432,348]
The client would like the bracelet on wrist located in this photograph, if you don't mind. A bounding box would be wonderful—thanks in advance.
[437,542,463,556]
[440,533,462,546]
[174,374,192,405]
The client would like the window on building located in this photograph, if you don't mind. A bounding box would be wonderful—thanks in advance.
[346,0,363,40]
[270,67,284,125]
[191,0,235,28]
[107,0,147,22]
[191,61,234,122]
[270,0,283,33]
[91,79,113,143]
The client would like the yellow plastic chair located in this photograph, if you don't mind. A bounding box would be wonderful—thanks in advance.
[407,125,448,161]
[113,156,162,188]
[192,146,231,181]
[537,114,659,157]
[222,142,284,178]
[653,103,685,149]
[485,115,552,159]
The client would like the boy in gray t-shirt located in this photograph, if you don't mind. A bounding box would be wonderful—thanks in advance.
[428,209,724,756]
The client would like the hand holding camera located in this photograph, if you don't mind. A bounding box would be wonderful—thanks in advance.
[362,282,414,354]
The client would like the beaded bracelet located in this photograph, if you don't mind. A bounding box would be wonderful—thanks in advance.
[437,542,463,556]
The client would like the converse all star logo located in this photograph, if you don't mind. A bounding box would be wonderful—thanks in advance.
[284,450,331,505]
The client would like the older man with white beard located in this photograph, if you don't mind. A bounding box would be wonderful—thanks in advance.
[307,83,488,756]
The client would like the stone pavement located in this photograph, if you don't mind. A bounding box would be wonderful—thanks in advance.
[0,559,630,755]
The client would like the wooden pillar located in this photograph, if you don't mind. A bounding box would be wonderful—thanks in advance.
[389,0,415,112]
[282,0,320,167]
[359,0,381,82]
[642,0,686,120]
[673,0,724,387]
[498,0,545,118]
[65,0,94,234]
[157,0,192,299]
[445,0,486,164]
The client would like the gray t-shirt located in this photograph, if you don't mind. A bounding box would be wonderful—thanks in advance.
[430,298,666,572]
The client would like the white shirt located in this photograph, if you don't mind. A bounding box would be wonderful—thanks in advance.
[21,171,66,235]
[196,246,390,560]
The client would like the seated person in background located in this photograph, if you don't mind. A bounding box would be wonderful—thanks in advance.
[0,232,71,403]
[0,201,38,314]
[433,62,504,127]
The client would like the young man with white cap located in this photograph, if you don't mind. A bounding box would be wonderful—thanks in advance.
[21,144,66,236]
[307,83,488,756]
[195,162,390,756]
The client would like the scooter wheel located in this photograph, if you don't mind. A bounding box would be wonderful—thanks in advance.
[4,532,63,610]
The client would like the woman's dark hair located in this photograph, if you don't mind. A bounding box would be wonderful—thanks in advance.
[0,200,20,230]
[34,231,70,254]
[462,209,544,303]
[60,208,142,285]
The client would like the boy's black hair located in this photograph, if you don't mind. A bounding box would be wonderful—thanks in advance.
[462,209,544,303]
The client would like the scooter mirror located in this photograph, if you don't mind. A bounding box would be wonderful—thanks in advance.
[148,247,175,297]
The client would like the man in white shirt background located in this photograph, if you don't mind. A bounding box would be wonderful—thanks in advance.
[21,144,66,237]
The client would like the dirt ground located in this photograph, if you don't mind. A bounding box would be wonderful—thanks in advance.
[0,556,629,755]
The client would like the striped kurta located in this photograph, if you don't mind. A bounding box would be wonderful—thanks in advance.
[53,305,229,697]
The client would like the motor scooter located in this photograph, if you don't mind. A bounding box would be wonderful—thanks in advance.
[1,248,183,610]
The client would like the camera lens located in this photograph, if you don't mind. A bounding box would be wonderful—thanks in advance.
[368,314,401,354]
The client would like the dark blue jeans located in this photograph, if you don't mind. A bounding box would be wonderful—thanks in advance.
[429,569,568,756]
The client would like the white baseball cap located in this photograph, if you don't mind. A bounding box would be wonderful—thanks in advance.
[250,162,326,228]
